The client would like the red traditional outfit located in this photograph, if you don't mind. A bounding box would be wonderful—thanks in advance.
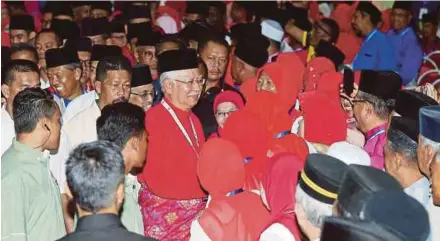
[138,49,207,241]
[303,57,335,92]
[139,97,207,240]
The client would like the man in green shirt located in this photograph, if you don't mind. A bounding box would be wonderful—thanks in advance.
[2,87,65,241]
[96,102,148,235]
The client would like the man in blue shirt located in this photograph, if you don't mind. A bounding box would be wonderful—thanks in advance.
[351,2,396,72]
[387,1,424,86]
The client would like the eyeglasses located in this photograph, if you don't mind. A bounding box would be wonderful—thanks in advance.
[172,77,206,87]
[131,91,154,100]
[215,109,238,118]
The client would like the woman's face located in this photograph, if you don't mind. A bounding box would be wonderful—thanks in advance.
[257,71,277,93]
[215,102,239,128]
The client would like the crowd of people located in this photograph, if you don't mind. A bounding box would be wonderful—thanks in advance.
[1,1,440,241]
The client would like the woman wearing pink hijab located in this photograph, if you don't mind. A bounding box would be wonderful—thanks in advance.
[259,153,303,241]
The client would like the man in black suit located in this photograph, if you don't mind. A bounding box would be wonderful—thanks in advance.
[58,140,157,241]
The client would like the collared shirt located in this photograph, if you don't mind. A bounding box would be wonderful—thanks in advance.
[427,196,440,241]
[1,105,70,193]
[58,214,154,241]
[40,77,50,90]
[387,27,424,85]
[404,177,430,208]
[63,91,98,124]
[121,174,144,235]
[1,140,66,241]
[362,123,387,169]
[1,104,15,156]
[352,28,397,71]
[63,99,100,150]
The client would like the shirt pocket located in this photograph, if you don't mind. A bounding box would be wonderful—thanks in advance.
[363,53,373,58]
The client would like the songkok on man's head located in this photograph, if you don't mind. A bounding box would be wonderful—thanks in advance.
[422,13,437,25]
[125,4,151,21]
[299,153,347,205]
[52,2,74,18]
[45,47,80,69]
[9,15,35,31]
[230,23,261,43]
[337,164,402,219]
[394,90,438,121]
[131,64,153,87]
[419,105,440,142]
[356,2,382,25]
[90,1,113,14]
[321,216,406,241]
[81,17,109,37]
[137,30,162,47]
[127,22,152,41]
[234,37,269,68]
[388,116,419,143]
[261,19,284,43]
[64,37,92,53]
[157,49,198,74]
[179,21,212,43]
[51,19,80,41]
[90,45,122,62]
[109,22,125,34]
[315,40,345,70]
[358,70,402,101]
[327,142,371,166]
[186,1,209,16]
[287,5,312,31]
[392,1,413,12]
[362,190,430,241]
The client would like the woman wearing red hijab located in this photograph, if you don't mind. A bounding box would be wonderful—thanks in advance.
[260,153,303,241]
[222,110,269,191]
[211,90,245,139]
[190,138,270,241]
[245,92,309,163]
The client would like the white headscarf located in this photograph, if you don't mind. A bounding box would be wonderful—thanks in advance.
[327,141,371,166]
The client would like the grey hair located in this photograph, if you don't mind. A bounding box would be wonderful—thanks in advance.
[387,129,418,164]
[159,71,176,91]
[295,184,333,228]
[357,91,393,120]
[421,135,440,162]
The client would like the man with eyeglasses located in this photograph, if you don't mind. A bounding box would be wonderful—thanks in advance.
[129,64,155,112]
[135,30,161,80]
[343,70,402,170]
[138,49,207,240]
[64,37,93,92]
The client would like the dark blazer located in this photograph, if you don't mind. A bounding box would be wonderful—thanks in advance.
[58,214,157,241]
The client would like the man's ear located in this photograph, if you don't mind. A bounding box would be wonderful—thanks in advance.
[95,81,102,95]
[163,79,173,96]
[74,67,82,81]
[29,31,36,40]
[116,183,125,206]
[1,84,10,100]
[105,38,112,46]
[393,152,403,170]
[130,135,139,151]
[426,145,436,176]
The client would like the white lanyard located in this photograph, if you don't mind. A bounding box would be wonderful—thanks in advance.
[161,100,200,157]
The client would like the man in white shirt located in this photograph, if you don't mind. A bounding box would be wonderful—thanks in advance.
[384,116,430,207]
[62,55,132,232]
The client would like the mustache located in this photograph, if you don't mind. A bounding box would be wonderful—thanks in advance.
[112,97,128,104]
